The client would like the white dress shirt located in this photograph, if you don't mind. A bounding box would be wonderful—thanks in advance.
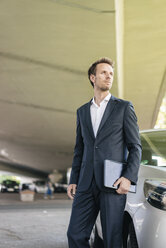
[90,93,111,137]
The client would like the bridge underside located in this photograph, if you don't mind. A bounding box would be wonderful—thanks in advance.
[0,0,165,176]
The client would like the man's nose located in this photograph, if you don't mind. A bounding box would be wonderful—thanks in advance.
[106,73,111,78]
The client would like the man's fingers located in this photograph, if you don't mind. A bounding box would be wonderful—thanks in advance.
[116,177,131,194]
[116,188,127,194]
[72,185,76,195]
[114,178,121,187]
[67,185,73,199]
[67,186,73,199]
[67,184,77,200]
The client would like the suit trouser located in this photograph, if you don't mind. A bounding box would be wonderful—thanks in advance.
[67,179,126,248]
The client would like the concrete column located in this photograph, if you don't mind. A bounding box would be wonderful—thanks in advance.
[115,0,124,99]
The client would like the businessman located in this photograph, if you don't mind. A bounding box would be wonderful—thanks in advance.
[67,57,142,248]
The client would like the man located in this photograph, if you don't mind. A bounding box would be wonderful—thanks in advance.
[67,57,142,248]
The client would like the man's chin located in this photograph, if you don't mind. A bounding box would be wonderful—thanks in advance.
[101,86,111,92]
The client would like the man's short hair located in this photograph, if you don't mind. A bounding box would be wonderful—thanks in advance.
[88,57,114,87]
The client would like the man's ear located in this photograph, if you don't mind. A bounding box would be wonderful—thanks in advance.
[90,74,95,84]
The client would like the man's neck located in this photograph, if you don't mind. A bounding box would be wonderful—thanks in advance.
[94,91,110,106]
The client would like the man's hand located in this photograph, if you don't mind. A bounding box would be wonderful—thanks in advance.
[67,184,77,200]
[114,177,131,194]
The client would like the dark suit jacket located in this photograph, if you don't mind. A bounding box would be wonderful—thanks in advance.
[69,95,142,192]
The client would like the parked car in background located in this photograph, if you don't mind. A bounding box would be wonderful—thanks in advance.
[54,183,67,193]
[93,129,166,248]
[33,180,54,193]
[20,182,35,191]
[33,180,47,193]
[1,180,20,193]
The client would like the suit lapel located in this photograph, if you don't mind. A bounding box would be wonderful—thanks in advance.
[96,95,118,137]
[86,100,95,140]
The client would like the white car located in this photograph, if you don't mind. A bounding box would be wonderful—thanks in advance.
[93,129,166,248]
[33,180,54,193]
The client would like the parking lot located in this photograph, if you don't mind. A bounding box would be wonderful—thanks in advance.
[0,193,72,248]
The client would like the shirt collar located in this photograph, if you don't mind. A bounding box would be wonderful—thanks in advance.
[103,92,111,102]
[91,92,111,106]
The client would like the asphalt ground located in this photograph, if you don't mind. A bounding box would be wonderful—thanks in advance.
[0,193,72,248]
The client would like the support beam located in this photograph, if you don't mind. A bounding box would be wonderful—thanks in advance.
[115,0,124,98]
[151,68,166,128]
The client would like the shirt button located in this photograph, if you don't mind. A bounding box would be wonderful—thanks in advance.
[95,146,99,149]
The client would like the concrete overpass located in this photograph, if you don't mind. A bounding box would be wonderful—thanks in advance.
[0,0,166,177]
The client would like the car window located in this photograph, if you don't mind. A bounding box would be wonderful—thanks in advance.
[141,131,166,167]
[35,181,45,186]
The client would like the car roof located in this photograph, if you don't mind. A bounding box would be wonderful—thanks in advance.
[140,129,166,134]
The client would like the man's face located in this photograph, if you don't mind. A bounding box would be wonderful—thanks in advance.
[90,63,114,91]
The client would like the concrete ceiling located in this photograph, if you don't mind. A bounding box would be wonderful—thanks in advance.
[0,0,165,176]
[123,0,166,129]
